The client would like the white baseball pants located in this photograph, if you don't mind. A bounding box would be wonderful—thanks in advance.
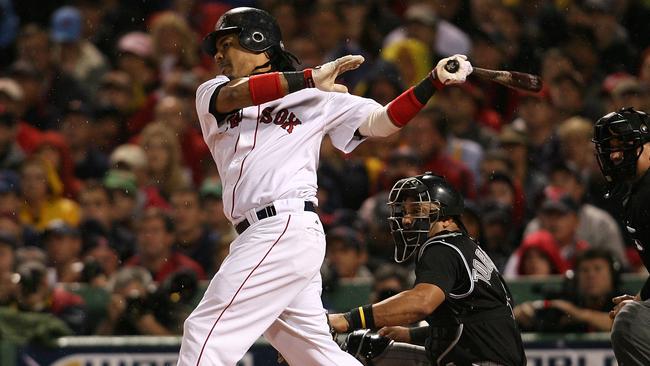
[177,209,362,366]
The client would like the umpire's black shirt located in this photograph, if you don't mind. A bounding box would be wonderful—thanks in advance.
[621,169,650,299]
[415,231,526,366]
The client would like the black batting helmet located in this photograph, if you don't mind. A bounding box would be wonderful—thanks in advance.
[592,107,650,183]
[387,172,464,263]
[202,7,282,56]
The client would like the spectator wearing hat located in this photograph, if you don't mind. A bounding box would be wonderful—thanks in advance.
[524,164,628,269]
[498,125,547,214]
[512,84,563,175]
[325,226,372,282]
[506,193,590,277]
[32,131,81,199]
[96,71,133,118]
[50,6,108,99]
[42,220,82,283]
[127,209,205,283]
[513,230,568,278]
[93,104,128,153]
[383,3,471,60]
[170,188,219,276]
[479,201,520,273]
[116,32,157,113]
[19,157,80,231]
[60,100,109,181]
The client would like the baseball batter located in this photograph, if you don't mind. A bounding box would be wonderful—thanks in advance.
[178,7,473,366]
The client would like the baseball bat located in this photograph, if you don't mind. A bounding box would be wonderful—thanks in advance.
[444,59,543,93]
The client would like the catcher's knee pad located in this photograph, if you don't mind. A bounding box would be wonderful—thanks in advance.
[343,330,393,361]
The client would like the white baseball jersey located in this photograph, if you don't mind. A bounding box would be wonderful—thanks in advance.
[178,75,379,366]
[195,75,381,224]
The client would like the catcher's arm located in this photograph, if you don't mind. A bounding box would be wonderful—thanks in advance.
[329,283,444,332]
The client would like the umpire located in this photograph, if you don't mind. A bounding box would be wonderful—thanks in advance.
[593,107,650,365]
[329,172,526,366]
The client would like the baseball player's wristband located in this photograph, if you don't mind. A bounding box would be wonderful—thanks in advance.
[249,72,287,105]
[346,305,375,330]
[284,69,316,94]
[413,73,443,104]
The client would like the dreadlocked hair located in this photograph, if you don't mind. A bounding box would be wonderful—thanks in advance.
[268,45,300,72]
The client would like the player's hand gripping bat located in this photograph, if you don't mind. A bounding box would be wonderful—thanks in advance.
[444,59,543,93]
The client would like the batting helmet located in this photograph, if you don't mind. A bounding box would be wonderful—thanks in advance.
[592,107,650,183]
[387,172,464,263]
[202,7,282,56]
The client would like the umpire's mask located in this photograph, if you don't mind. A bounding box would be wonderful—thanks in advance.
[387,176,440,263]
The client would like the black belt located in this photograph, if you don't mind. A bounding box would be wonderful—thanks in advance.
[235,201,316,234]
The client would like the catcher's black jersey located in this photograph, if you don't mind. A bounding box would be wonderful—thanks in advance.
[415,231,526,366]
[619,170,650,299]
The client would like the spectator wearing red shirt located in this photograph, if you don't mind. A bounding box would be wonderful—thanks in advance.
[127,209,205,282]
[403,109,476,199]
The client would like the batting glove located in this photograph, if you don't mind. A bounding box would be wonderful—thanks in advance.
[434,54,473,85]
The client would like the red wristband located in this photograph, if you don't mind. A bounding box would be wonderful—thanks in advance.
[304,69,315,88]
[386,87,425,127]
[431,70,445,90]
[249,72,286,105]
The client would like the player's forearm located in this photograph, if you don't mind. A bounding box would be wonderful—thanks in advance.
[358,72,444,138]
[215,70,314,112]
[342,284,444,331]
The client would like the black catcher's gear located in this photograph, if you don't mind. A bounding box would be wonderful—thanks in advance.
[387,172,464,263]
[593,107,650,183]
[343,330,393,361]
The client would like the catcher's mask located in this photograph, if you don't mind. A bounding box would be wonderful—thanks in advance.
[592,107,650,183]
[388,173,465,263]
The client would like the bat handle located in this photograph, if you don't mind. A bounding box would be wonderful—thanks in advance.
[444,59,460,73]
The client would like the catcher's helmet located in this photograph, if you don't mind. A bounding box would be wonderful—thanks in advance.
[387,172,464,263]
[202,7,282,56]
[592,107,650,183]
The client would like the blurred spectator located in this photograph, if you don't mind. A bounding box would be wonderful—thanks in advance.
[515,248,622,332]
[479,172,526,230]
[14,25,86,130]
[0,105,25,171]
[60,100,109,181]
[381,38,432,87]
[512,87,563,174]
[80,180,136,262]
[32,131,82,198]
[355,60,405,106]
[402,109,476,199]
[49,6,109,99]
[512,230,568,278]
[325,226,371,281]
[383,3,471,58]
[479,202,518,273]
[138,122,190,198]
[42,221,82,283]
[498,125,547,211]
[115,32,157,113]
[19,158,80,230]
[318,137,369,213]
[13,261,87,334]
[506,193,589,277]
[170,188,218,276]
[198,177,231,237]
[96,266,174,335]
[0,233,17,305]
[154,95,210,185]
[525,164,627,268]
[149,11,199,80]
[370,264,411,303]
[549,71,589,121]
[127,209,205,282]
[96,71,133,117]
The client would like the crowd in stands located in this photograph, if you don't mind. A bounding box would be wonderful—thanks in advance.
[0,0,649,339]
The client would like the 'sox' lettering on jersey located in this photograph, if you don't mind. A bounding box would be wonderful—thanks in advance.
[473,247,497,285]
[260,107,302,134]
[227,110,243,129]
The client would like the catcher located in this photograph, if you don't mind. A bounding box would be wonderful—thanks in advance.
[329,173,526,366]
